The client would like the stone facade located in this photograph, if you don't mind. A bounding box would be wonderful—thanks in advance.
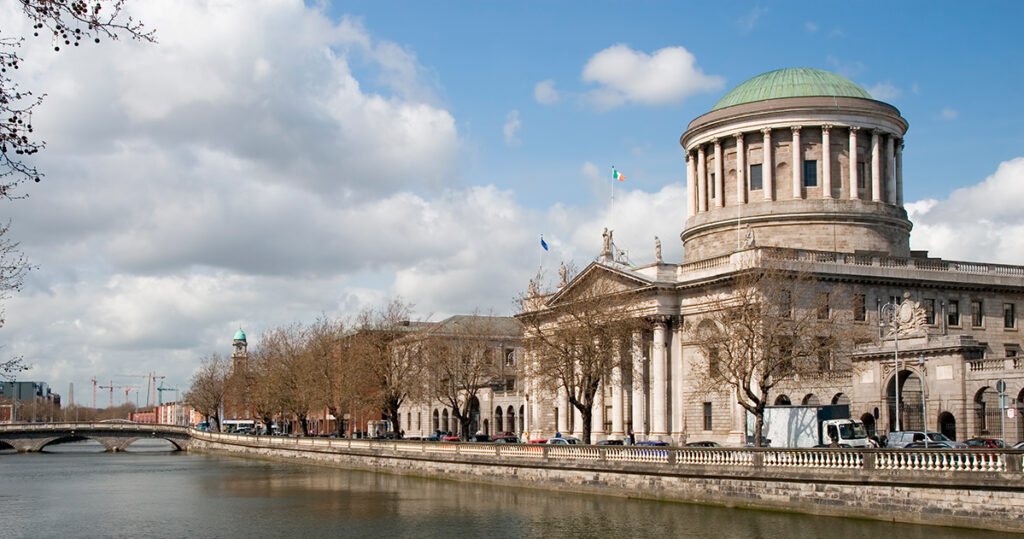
[519,69,1024,447]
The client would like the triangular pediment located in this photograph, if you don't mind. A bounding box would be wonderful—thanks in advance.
[545,262,653,308]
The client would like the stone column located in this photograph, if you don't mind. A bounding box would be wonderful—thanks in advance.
[650,318,668,438]
[886,135,896,204]
[697,145,707,213]
[848,127,859,199]
[821,125,832,199]
[572,404,583,437]
[714,138,724,207]
[735,132,746,204]
[895,139,904,206]
[685,152,695,218]
[631,330,645,436]
[791,125,802,199]
[762,128,773,200]
[557,387,568,434]
[871,130,882,202]
[593,378,605,437]
[611,345,624,437]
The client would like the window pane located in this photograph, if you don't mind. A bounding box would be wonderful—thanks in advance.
[803,160,817,187]
[1004,303,1015,328]
[948,300,960,326]
[971,300,983,327]
[924,299,935,325]
[749,164,763,190]
[853,294,866,321]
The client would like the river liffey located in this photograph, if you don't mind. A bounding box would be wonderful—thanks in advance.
[1,440,1019,539]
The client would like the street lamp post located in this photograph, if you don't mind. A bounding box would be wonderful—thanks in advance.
[880,302,902,433]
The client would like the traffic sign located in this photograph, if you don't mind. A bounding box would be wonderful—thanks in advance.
[996,379,1006,393]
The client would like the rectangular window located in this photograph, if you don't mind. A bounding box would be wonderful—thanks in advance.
[1005,346,1018,358]
[703,402,713,431]
[780,290,792,318]
[971,300,983,327]
[1004,303,1015,329]
[803,160,818,187]
[853,293,866,321]
[749,164,763,190]
[857,162,867,189]
[709,172,716,198]
[948,300,960,326]
[817,291,830,319]
[889,295,901,306]
[924,299,935,325]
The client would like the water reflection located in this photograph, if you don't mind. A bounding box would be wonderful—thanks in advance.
[0,451,1017,539]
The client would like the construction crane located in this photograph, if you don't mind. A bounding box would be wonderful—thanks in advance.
[156,383,181,406]
[117,373,165,408]
[97,383,136,408]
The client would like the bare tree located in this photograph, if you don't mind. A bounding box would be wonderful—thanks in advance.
[518,275,647,444]
[258,323,323,435]
[688,267,862,447]
[351,299,423,436]
[184,353,230,432]
[420,315,515,440]
[2,1,155,197]
[0,221,30,379]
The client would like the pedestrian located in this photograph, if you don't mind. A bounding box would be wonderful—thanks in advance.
[628,429,635,445]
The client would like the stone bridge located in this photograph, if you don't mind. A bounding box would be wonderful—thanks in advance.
[0,422,192,452]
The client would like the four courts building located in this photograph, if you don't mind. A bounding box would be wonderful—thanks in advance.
[402,68,1024,445]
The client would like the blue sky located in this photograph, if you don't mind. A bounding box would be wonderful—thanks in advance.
[2,1,1023,404]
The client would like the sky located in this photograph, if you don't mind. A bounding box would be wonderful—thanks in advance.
[2,1,1023,407]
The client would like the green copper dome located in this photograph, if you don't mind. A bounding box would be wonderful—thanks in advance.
[234,328,246,341]
[711,68,874,111]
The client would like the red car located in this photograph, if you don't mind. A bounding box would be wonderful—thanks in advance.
[527,438,548,444]
[965,437,1005,448]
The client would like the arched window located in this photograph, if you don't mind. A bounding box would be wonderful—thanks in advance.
[507,406,516,434]
[831,393,850,406]
[495,407,503,433]
[442,409,449,433]
[432,409,439,433]
[774,395,791,406]
[801,394,820,406]
[519,405,525,433]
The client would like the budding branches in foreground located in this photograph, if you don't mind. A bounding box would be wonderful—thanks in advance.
[1,1,155,197]
[689,267,864,447]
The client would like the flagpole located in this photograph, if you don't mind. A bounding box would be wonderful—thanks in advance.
[609,166,615,231]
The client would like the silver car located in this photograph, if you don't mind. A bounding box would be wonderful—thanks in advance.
[887,431,967,449]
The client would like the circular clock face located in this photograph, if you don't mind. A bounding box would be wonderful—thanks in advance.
[897,302,914,324]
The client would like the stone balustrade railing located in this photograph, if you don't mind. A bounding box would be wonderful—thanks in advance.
[190,429,1023,480]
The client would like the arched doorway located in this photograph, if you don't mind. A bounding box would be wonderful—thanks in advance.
[801,394,820,405]
[518,405,525,433]
[1017,388,1024,443]
[860,413,876,438]
[468,397,481,434]
[432,409,439,433]
[774,395,791,405]
[832,393,850,406]
[441,409,449,433]
[938,411,957,441]
[975,387,1000,436]
[482,419,489,436]
[886,370,924,432]
[507,406,516,435]
[495,407,503,432]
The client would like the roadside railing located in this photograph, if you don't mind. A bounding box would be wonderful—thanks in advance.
[189,430,1024,478]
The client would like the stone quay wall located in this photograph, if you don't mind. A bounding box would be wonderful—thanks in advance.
[191,431,1024,533]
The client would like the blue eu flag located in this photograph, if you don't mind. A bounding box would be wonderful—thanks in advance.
[541,237,549,251]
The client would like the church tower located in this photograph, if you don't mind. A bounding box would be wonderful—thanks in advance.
[232,328,247,369]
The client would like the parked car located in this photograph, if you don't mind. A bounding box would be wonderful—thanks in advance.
[886,431,967,448]
[442,436,461,442]
[527,438,548,444]
[469,433,492,442]
[685,441,721,448]
[965,437,1006,448]
[545,436,582,445]
[635,440,668,446]
[1013,441,1024,449]
[492,435,519,443]
[904,441,955,449]
[596,439,624,446]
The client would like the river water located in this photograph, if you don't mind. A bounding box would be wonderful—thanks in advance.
[0,440,1018,538]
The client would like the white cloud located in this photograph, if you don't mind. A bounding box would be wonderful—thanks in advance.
[941,107,959,120]
[908,157,1024,264]
[805,22,818,34]
[581,44,724,109]
[503,110,521,146]
[534,79,560,104]
[865,82,901,101]
[826,55,865,78]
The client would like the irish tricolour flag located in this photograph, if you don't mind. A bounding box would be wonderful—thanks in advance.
[612,167,625,181]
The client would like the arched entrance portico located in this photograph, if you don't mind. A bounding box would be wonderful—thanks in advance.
[886,370,925,432]
[938,411,957,441]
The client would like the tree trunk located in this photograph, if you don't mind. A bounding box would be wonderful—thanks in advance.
[297,413,309,435]
[580,405,593,444]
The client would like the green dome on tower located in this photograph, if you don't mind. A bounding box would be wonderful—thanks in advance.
[711,68,874,111]
[234,328,246,341]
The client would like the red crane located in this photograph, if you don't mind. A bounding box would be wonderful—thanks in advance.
[97,383,135,408]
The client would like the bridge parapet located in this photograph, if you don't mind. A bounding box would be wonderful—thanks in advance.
[0,422,192,452]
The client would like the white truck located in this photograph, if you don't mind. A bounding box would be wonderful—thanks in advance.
[745,404,870,448]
